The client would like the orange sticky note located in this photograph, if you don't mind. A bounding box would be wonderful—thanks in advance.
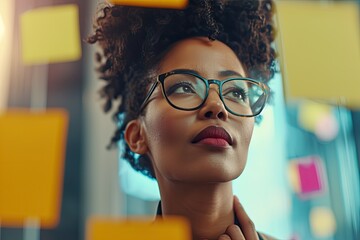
[109,0,188,9]
[0,109,68,228]
[87,217,191,240]
[20,4,81,64]
[276,1,360,108]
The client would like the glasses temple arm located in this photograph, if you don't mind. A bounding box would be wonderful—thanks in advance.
[139,81,159,112]
[251,93,267,113]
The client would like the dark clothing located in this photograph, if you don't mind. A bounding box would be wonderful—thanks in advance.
[156,202,264,240]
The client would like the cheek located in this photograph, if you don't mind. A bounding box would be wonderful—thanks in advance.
[234,118,254,161]
[145,110,179,144]
[243,119,254,146]
[143,104,194,150]
[142,105,195,179]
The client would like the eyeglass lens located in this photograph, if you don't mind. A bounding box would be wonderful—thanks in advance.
[163,73,266,116]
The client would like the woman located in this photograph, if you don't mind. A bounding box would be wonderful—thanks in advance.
[88,0,276,239]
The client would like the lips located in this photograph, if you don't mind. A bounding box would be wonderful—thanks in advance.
[192,126,233,146]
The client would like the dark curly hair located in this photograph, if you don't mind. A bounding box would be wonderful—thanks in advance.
[88,0,277,179]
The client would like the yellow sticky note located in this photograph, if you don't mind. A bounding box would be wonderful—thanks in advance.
[0,109,68,228]
[0,15,5,41]
[276,1,360,108]
[87,217,191,240]
[20,4,81,64]
[298,101,332,132]
[287,161,300,193]
[310,207,336,238]
[109,0,188,9]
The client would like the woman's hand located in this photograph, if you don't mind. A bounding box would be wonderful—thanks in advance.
[216,196,259,240]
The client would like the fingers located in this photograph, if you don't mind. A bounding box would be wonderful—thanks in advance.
[233,195,259,240]
[224,224,245,240]
[218,234,231,240]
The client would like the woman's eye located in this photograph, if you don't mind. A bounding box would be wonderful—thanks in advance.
[224,88,248,102]
[167,82,196,95]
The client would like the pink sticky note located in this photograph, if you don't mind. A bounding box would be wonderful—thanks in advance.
[297,156,325,197]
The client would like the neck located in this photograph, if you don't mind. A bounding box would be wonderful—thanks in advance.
[158,180,234,240]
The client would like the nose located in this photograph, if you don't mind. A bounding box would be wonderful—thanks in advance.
[198,87,229,121]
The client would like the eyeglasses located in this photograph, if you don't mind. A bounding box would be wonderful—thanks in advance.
[140,69,269,117]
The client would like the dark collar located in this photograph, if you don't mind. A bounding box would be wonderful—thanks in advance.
[156,201,263,240]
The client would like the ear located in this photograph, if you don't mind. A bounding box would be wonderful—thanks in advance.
[124,119,148,154]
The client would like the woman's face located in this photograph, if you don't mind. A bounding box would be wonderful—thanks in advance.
[138,37,254,183]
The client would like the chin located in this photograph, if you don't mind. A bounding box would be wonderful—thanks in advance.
[179,167,244,183]
[212,170,243,182]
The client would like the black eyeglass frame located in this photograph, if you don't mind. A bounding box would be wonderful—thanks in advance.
[139,69,270,117]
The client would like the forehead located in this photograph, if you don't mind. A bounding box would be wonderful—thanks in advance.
[158,37,246,77]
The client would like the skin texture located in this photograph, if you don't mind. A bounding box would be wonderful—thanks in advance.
[125,37,258,240]
[140,37,253,183]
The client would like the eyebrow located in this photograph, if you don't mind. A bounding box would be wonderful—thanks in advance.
[171,69,244,78]
[218,70,244,78]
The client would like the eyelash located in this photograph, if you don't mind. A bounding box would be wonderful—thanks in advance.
[166,82,195,95]
[223,87,248,101]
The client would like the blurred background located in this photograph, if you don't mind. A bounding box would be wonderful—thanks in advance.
[0,0,359,239]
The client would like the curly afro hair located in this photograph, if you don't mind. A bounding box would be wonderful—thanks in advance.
[88,0,277,179]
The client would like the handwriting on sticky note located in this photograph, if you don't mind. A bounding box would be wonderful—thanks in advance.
[20,4,81,64]
[0,109,68,228]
